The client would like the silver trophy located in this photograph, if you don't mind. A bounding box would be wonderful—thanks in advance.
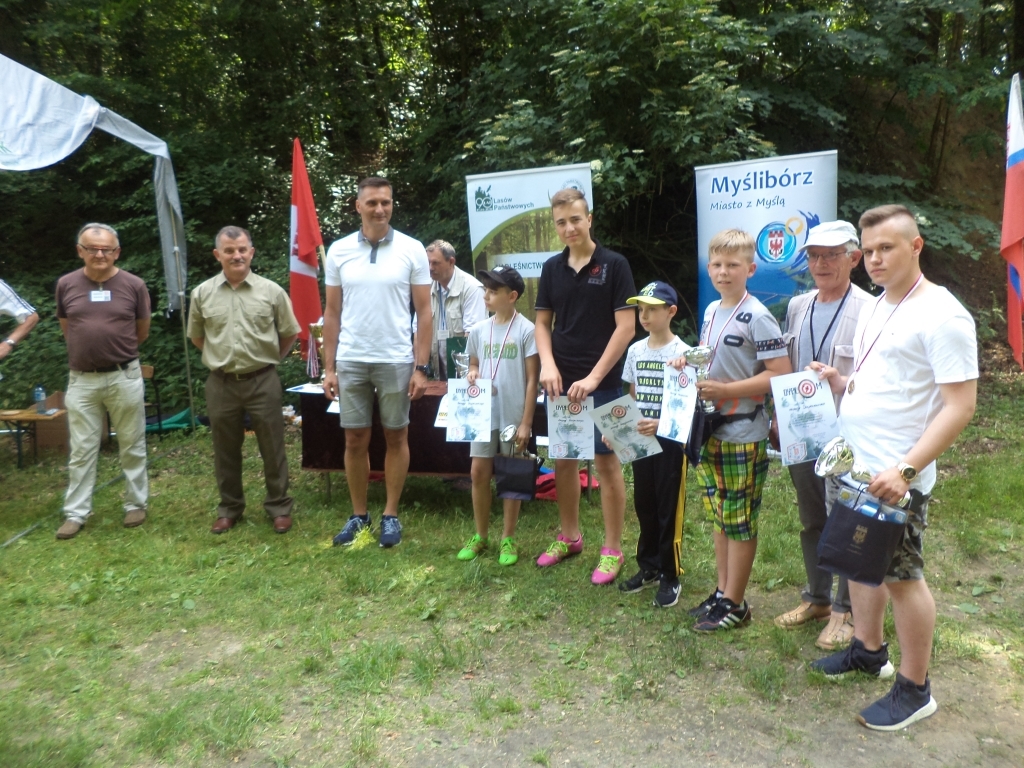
[453,351,470,379]
[814,436,911,506]
[686,345,716,414]
[308,318,326,384]
[500,424,537,460]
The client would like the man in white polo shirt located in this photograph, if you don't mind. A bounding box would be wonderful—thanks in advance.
[322,177,432,549]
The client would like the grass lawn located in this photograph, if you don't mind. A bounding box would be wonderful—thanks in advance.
[1,370,1022,768]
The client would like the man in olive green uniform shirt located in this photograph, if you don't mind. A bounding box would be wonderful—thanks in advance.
[188,226,302,534]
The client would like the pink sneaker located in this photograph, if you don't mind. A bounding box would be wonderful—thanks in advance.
[591,547,624,585]
[536,533,584,567]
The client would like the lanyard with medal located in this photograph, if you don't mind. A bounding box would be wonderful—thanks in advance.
[701,291,749,352]
[847,274,924,394]
[488,311,517,396]
[809,284,851,364]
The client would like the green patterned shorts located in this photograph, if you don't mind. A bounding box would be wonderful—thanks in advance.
[695,436,769,541]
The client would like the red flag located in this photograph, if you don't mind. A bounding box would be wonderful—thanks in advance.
[290,138,324,360]
[1001,74,1024,368]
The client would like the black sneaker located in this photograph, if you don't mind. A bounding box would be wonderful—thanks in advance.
[687,590,723,618]
[618,569,658,594]
[333,514,372,546]
[379,515,402,548]
[693,597,751,631]
[856,673,937,731]
[654,577,680,608]
[810,637,896,680]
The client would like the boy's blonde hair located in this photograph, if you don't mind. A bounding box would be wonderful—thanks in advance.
[708,229,756,263]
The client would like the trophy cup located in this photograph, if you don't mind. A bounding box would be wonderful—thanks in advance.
[686,345,716,414]
[308,318,325,384]
[500,424,537,460]
[814,436,911,506]
[453,351,470,379]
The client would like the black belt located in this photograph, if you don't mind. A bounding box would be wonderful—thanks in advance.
[77,359,137,374]
[212,364,274,381]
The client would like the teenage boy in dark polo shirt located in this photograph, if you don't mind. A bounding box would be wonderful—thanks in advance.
[534,188,637,585]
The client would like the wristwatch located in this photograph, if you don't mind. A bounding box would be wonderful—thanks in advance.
[897,462,918,482]
[3,338,14,347]
[415,364,432,377]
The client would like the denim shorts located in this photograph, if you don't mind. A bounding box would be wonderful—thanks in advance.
[545,387,621,458]
[336,361,413,430]
[590,387,622,456]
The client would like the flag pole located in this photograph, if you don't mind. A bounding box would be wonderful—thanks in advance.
[169,202,197,430]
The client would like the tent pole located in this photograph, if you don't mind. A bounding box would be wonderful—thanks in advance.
[169,205,196,431]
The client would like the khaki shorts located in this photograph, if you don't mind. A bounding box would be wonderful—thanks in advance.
[470,429,501,459]
[337,361,413,430]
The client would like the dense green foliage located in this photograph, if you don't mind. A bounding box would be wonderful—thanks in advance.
[1,0,1019,409]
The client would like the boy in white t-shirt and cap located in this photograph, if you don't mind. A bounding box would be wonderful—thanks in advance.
[810,204,978,731]
[618,281,690,608]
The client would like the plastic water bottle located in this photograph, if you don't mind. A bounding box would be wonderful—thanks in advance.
[33,384,46,414]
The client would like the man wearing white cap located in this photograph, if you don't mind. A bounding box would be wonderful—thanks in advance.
[772,220,873,649]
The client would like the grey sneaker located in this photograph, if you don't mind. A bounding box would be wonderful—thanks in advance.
[333,514,372,546]
[857,673,937,731]
[379,516,402,548]
[810,637,896,680]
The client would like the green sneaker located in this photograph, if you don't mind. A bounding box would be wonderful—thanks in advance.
[498,537,518,566]
[457,534,488,561]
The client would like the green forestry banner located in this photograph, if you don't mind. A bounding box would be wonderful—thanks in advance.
[466,163,593,319]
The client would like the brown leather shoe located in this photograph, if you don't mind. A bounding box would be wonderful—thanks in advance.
[123,508,147,528]
[56,520,83,539]
[774,601,831,628]
[816,611,855,650]
[211,516,241,534]
[273,515,292,533]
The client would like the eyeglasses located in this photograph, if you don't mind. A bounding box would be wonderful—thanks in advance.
[78,245,120,256]
[805,250,848,263]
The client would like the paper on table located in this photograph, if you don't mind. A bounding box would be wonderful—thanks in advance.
[546,396,595,460]
[770,370,839,466]
[657,364,698,444]
[446,378,492,442]
[590,394,662,463]
[286,382,325,393]
[434,393,449,428]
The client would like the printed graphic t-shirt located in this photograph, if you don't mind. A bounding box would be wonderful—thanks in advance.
[466,313,538,430]
[622,336,690,419]
[699,294,787,443]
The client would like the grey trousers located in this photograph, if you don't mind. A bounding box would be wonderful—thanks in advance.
[788,461,850,613]
[205,368,292,520]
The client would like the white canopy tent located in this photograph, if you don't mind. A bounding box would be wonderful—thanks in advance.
[0,53,195,424]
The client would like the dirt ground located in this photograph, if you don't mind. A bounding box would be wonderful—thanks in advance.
[122,576,1022,768]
